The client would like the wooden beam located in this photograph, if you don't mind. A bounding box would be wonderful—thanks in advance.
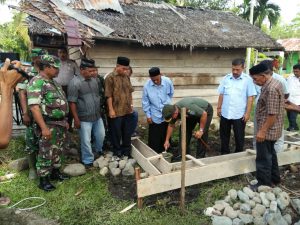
[136,149,300,198]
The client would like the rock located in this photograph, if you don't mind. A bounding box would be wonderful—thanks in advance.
[283,214,292,225]
[68,148,79,156]
[238,213,253,224]
[243,187,255,199]
[98,159,109,169]
[8,157,28,171]
[258,185,272,193]
[269,201,277,213]
[228,189,238,200]
[212,216,232,225]
[233,203,241,210]
[105,151,113,158]
[122,162,135,176]
[110,168,121,176]
[277,192,290,210]
[127,158,137,166]
[259,192,270,207]
[272,187,282,196]
[289,164,299,173]
[249,200,256,208]
[253,196,262,204]
[265,211,288,225]
[291,198,300,215]
[140,172,149,179]
[118,160,127,170]
[224,195,232,203]
[232,218,244,225]
[253,217,264,225]
[250,179,258,186]
[204,207,221,216]
[265,192,276,201]
[295,221,300,225]
[63,163,86,176]
[108,161,118,170]
[224,206,238,219]
[238,190,250,203]
[122,156,129,161]
[252,204,266,217]
[240,203,251,214]
[93,160,99,168]
[99,167,108,176]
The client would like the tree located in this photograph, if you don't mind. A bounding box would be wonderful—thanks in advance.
[0,12,30,60]
[238,0,281,29]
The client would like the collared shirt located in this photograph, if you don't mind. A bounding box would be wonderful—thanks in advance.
[54,59,80,86]
[142,76,174,124]
[68,75,101,122]
[105,71,134,117]
[287,74,300,105]
[255,72,289,103]
[256,77,284,141]
[218,73,256,119]
[27,75,69,127]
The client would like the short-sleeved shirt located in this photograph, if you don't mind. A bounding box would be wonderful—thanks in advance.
[256,77,284,141]
[142,76,174,124]
[218,73,256,119]
[169,98,210,124]
[68,75,101,122]
[54,59,80,86]
[27,75,69,127]
[287,75,300,105]
[105,71,134,117]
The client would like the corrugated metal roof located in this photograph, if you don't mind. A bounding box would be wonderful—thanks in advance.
[278,38,300,52]
[68,0,124,14]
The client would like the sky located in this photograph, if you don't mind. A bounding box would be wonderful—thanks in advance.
[0,0,299,25]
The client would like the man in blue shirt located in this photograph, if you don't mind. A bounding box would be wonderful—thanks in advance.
[217,58,256,154]
[142,67,174,153]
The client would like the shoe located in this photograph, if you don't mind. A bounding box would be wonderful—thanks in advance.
[84,163,93,169]
[50,168,70,181]
[39,176,56,191]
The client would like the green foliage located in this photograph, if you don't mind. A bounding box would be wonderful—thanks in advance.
[237,0,281,28]
[0,12,30,61]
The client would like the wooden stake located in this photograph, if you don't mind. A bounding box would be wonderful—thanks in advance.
[180,107,186,212]
[135,167,143,209]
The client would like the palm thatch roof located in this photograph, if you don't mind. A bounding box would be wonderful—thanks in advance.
[15,0,281,49]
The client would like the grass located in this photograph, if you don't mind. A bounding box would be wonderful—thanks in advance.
[0,135,247,225]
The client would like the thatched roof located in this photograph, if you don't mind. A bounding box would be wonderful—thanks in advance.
[16,0,281,49]
[278,38,300,52]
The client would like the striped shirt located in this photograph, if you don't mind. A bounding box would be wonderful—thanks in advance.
[256,77,284,141]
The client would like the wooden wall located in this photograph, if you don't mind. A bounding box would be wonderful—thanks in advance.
[77,40,246,121]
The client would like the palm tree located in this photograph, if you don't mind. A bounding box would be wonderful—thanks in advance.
[239,0,281,29]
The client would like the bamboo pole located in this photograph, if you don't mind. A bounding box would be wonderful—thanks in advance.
[135,167,143,209]
[180,107,186,212]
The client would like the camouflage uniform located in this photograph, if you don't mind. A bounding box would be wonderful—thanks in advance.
[27,55,69,177]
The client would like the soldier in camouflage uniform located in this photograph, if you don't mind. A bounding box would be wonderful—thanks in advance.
[17,48,47,180]
[27,55,70,191]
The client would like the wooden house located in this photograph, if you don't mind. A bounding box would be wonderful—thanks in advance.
[16,0,281,119]
[278,38,300,74]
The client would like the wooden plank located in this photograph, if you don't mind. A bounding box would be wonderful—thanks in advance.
[149,157,173,174]
[132,139,157,158]
[186,155,206,166]
[136,149,300,197]
[131,145,161,176]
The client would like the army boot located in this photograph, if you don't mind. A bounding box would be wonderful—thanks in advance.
[50,168,70,181]
[38,176,56,192]
[27,153,37,180]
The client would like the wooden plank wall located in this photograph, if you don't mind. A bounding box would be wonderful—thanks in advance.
[81,40,246,122]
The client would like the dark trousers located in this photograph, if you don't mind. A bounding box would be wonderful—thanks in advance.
[128,110,138,136]
[148,122,168,153]
[287,110,299,130]
[256,140,280,186]
[62,85,73,128]
[109,113,132,156]
[179,104,213,158]
[220,116,245,154]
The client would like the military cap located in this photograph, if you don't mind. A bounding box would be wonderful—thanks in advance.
[40,55,61,68]
[162,104,176,122]
[249,63,269,76]
[80,58,99,68]
[30,48,47,58]
[117,56,130,66]
[149,67,160,77]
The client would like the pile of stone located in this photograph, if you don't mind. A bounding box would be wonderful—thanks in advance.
[93,151,140,177]
[205,183,300,225]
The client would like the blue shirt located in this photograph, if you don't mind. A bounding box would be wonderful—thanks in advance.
[218,73,256,119]
[142,76,174,124]
[255,72,289,103]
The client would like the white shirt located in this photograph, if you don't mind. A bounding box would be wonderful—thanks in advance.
[54,59,80,86]
[287,74,300,105]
